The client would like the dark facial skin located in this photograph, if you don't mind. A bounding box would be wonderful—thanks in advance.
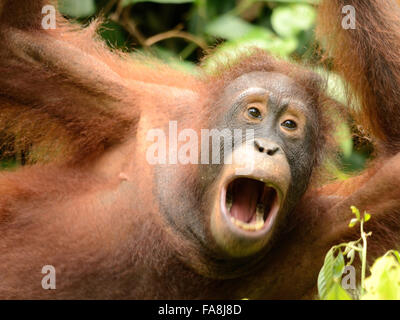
[155,71,320,277]
[215,71,318,193]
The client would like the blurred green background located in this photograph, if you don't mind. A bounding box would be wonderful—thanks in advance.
[0,0,373,175]
[59,0,320,65]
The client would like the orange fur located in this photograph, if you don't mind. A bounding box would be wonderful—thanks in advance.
[317,0,400,154]
[0,0,399,299]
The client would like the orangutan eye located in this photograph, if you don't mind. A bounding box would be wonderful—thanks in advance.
[281,120,297,130]
[247,107,262,119]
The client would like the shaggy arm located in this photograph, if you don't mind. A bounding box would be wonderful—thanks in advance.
[317,0,400,153]
[0,0,139,164]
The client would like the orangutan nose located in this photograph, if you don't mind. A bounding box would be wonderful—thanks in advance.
[254,139,280,156]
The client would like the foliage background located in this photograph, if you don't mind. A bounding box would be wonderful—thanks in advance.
[60,0,320,65]
[1,0,372,173]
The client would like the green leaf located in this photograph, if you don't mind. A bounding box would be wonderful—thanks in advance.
[122,0,194,6]
[318,248,345,299]
[318,248,335,299]
[333,251,345,280]
[205,15,255,40]
[349,218,358,228]
[362,253,400,300]
[364,212,371,222]
[350,206,360,220]
[271,4,316,38]
[58,0,96,18]
[325,283,353,300]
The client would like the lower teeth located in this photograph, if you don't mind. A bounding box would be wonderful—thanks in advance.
[229,203,265,231]
[256,204,264,224]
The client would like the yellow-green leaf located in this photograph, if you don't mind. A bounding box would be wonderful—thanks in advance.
[362,254,400,300]
[349,218,358,228]
[350,206,360,220]
[325,283,352,300]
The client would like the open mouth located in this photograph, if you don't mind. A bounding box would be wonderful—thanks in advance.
[223,177,280,232]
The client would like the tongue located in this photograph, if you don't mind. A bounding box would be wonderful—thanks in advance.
[230,180,260,223]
